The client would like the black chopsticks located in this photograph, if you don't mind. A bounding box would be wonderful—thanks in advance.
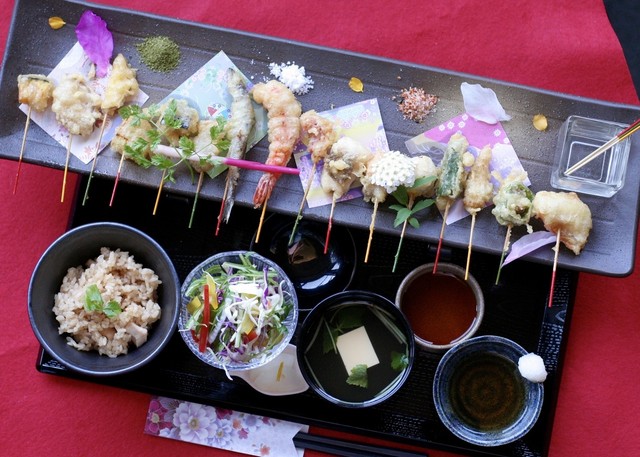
[293,432,428,457]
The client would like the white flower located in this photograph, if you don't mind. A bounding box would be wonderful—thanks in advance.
[368,150,416,193]
[172,402,219,444]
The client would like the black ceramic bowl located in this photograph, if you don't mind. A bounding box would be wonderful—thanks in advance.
[28,222,180,376]
[251,214,356,309]
[297,290,415,408]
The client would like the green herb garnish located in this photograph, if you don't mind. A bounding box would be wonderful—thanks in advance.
[389,176,436,272]
[322,307,365,354]
[391,351,409,371]
[347,364,368,388]
[118,101,230,184]
[85,284,122,318]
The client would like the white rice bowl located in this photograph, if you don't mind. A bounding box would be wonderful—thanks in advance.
[53,247,162,357]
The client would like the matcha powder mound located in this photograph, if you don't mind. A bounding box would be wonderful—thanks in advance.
[136,36,181,73]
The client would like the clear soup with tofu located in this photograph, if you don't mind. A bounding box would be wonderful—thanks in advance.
[299,291,413,407]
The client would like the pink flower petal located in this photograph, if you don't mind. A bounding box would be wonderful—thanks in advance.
[503,231,557,266]
[75,10,113,77]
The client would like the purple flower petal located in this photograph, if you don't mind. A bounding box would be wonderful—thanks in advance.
[75,10,113,78]
[503,231,557,266]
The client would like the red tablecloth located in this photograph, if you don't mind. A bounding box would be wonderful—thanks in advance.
[2,1,639,456]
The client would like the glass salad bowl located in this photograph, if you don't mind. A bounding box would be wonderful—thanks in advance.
[178,250,299,373]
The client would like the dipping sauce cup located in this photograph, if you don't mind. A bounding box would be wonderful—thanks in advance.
[433,335,544,446]
[395,262,484,352]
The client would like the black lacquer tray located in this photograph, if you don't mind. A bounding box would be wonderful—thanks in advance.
[37,176,576,457]
[1,0,639,275]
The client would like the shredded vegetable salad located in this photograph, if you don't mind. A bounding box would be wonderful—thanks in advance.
[183,253,294,369]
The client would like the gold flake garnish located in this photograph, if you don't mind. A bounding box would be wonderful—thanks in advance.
[48,16,66,30]
[348,77,364,93]
[533,114,548,131]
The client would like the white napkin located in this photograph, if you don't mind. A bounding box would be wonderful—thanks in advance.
[460,82,511,124]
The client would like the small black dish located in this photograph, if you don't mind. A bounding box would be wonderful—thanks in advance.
[251,214,356,308]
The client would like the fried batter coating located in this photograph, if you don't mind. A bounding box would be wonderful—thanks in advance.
[320,137,372,199]
[17,74,54,111]
[250,80,302,207]
[51,73,101,136]
[532,191,592,255]
[463,145,493,214]
[101,54,139,114]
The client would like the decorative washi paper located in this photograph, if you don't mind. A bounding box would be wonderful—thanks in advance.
[405,113,529,224]
[18,42,149,164]
[144,396,308,457]
[19,46,266,165]
[293,98,389,208]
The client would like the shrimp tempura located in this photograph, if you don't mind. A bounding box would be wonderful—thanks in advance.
[251,80,302,207]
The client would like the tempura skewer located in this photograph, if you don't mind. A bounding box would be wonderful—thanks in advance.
[83,54,139,206]
[361,150,416,263]
[390,156,438,273]
[491,171,534,284]
[216,68,255,234]
[289,110,339,245]
[15,74,54,194]
[319,137,372,253]
[462,145,493,280]
[250,80,302,239]
[532,190,592,308]
[51,73,101,203]
[433,133,469,273]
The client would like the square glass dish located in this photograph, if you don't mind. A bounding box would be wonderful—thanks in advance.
[551,115,631,197]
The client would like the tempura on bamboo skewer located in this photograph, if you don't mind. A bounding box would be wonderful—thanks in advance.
[189,118,228,228]
[361,150,416,263]
[288,109,339,245]
[531,190,592,307]
[462,145,494,280]
[51,73,102,203]
[319,137,372,253]
[216,68,255,235]
[491,170,534,284]
[390,155,438,273]
[250,80,302,243]
[433,133,469,273]
[83,53,139,205]
[14,74,55,194]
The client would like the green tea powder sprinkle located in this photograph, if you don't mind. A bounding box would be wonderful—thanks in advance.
[136,36,181,73]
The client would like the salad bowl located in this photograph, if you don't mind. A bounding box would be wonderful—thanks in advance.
[178,250,299,373]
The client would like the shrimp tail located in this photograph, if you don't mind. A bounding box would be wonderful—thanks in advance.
[253,173,278,208]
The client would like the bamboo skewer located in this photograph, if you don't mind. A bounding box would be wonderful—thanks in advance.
[152,170,166,215]
[289,162,317,246]
[188,171,205,228]
[13,106,32,195]
[215,176,231,236]
[565,117,640,175]
[82,112,108,205]
[433,201,451,274]
[324,195,337,255]
[254,197,270,244]
[465,212,477,281]
[495,224,513,285]
[548,229,562,308]
[61,136,73,203]
[364,199,379,263]
[110,149,127,207]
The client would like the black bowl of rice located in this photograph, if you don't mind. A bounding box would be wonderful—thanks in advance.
[28,222,180,376]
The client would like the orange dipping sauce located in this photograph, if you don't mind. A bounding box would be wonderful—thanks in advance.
[400,271,478,346]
